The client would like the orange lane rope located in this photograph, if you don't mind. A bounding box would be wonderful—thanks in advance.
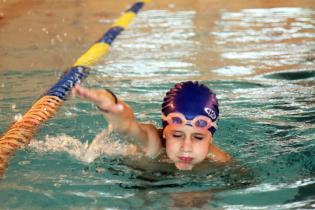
[0,96,63,175]
[0,0,150,178]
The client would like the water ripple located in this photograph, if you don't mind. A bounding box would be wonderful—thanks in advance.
[96,10,199,79]
[212,7,315,77]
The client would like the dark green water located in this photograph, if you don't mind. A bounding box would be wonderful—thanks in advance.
[1,7,315,209]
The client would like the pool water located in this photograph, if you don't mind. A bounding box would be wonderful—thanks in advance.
[1,5,315,210]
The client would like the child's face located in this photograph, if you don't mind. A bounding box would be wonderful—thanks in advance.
[164,125,212,170]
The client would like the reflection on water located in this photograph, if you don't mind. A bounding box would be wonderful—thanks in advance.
[97,10,198,78]
[0,4,315,210]
[212,7,315,77]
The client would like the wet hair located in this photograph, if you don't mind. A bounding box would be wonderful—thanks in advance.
[161,81,219,135]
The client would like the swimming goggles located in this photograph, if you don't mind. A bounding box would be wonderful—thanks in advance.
[162,112,214,131]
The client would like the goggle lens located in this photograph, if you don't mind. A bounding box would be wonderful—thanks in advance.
[195,119,208,128]
[163,112,213,131]
[171,116,183,125]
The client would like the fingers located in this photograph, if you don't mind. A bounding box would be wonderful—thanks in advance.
[72,84,83,97]
[73,84,88,98]
[73,84,103,104]
[73,84,124,114]
[71,84,78,96]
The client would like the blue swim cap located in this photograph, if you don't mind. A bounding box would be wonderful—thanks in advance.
[162,81,219,135]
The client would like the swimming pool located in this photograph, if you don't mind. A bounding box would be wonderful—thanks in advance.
[0,1,315,209]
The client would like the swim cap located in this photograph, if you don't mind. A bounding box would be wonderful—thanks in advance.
[162,81,219,135]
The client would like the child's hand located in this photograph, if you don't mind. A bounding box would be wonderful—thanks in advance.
[72,84,123,113]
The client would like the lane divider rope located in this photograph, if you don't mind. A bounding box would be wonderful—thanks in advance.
[0,0,150,177]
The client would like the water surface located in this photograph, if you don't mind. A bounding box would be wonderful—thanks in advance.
[0,3,315,210]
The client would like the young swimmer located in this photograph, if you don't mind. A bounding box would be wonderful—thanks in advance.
[73,81,231,170]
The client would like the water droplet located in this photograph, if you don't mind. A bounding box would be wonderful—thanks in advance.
[18,160,31,166]
[14,113,23,122]
[11,104,16,110]
[168,4,175,8]
[42,27,49,34]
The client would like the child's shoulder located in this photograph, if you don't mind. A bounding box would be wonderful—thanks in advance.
[138,123,162,156]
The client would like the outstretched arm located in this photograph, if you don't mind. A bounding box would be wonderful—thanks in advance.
[72,85,161,157]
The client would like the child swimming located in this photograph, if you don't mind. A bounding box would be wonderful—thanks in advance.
[73,81,231,170]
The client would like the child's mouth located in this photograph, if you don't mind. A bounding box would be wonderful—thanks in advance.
[178,156,194,163]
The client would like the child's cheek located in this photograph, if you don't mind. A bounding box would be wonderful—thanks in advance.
[165,140,178,159]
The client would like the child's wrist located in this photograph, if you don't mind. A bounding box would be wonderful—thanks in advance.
[105,89,118,104]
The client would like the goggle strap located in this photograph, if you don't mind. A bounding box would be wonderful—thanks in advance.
[209,126,216,135]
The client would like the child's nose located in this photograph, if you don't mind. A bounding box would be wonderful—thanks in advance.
[182,138,193,152]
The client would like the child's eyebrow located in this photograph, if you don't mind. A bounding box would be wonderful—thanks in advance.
[170,130,184,133]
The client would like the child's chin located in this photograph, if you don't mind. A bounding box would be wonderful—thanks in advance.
[175,162,194,171]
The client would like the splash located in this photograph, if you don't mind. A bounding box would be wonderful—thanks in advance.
[28,131,137,163]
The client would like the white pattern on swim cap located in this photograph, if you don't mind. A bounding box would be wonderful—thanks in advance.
[204,107,216,120]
